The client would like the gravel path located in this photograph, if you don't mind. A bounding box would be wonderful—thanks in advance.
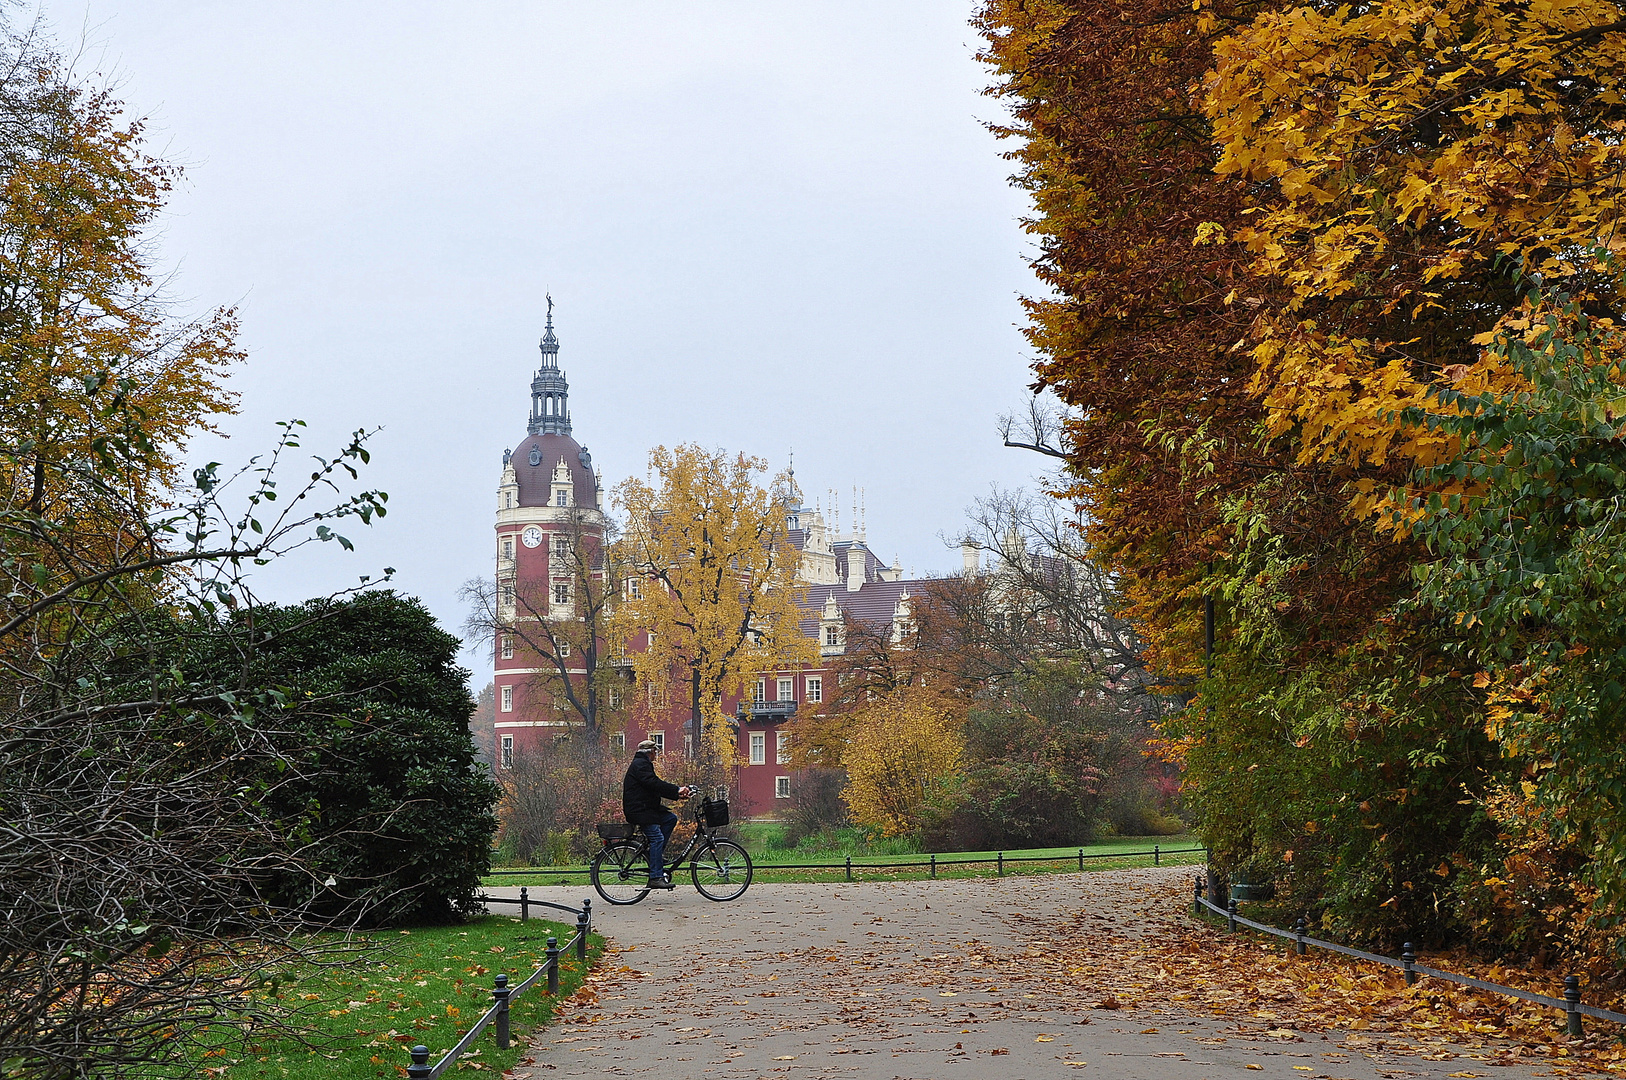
[488,869,1557,1080]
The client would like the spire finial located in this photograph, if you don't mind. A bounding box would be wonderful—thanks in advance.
[528,302,570,436]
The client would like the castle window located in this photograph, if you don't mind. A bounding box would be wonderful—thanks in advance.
[608,687,623,709]
[553,583,571,606]
[776,677,794,702]
[625,578,643,601]
[500,735,514,770]
[552,536,570,559]
[557,639,570,658]
[502,538,513,560]
[749,732,766,766]
[752,678,766,703]
[776,731,791,765]
[555,489,568,507]
[500,685,513,712]
[500,635,513,660]
[775,776,790,799]
[805,676,822,703]
[650,731,664,753]
[823,625,840,647]
[610,732,625,754]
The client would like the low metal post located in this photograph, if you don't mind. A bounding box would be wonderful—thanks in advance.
[520,885,529,922]
[1294,916,1307,956]
[1193,876,1203,916]
[845,856,852,882]
[1227,898,1238,933]
[575,905,590,960]
[407,1044,432,1079]
[997,852,1004,876]
[1155,844,1160,866]
[1565,975,1584,1037]
[546,936,561,995]
[492,974,511,1049]
[1402,942,1417,986]
[1079,849,1085,872]
[930,854,936,879]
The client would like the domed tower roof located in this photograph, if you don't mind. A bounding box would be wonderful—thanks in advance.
[500,298,599,509]
[508,432,599,509]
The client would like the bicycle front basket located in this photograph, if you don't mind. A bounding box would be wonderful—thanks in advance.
[702,798,730,827]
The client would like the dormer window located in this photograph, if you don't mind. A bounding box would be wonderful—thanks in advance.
[555,489,568,507]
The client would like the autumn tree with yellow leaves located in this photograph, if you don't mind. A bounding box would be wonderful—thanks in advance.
[840,686,967,838]
[612,444,816,772]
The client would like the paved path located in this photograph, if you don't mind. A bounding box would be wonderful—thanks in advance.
[489,870,1556,1080]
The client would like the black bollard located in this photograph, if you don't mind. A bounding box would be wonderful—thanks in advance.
[576,905,590,960]
[407,1044,432,1079]
[1402,942,1417,986]
[930,854,936,879]
[998,852,1004,876]
[1565,975,1584,1037]
[1155,844,1160,867]
[1227,898,1238,932]
[493,973,511,1049]
[547,936,561,995]
[845,856,852,882]
[1193,876,1204,916]
[520,885,529,922]
[1294,916,1307,956]
[1080,849,1086,872]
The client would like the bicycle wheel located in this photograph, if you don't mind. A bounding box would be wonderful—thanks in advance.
[690,838,753,901]
[591,841,651,905]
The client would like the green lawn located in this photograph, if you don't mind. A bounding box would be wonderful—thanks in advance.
[482,833,1204,887]
[188,916,602,1080]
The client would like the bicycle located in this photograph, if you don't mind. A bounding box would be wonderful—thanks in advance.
[591,795,753,905]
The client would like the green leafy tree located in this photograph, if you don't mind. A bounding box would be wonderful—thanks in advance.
[1402,286,1626,931]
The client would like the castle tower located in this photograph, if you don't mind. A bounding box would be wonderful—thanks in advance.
[493,299,605,768]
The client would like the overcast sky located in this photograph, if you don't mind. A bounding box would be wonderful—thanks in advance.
[63,1,1047,668]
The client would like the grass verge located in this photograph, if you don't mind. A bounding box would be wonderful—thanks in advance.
[482,835,1205,888]
[191,915,602,1080]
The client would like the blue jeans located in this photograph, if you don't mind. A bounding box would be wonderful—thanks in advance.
[641,812,678,882]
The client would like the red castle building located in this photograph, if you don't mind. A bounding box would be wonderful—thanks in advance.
[490,309,932,816]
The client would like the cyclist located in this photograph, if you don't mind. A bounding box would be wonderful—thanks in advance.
[621,739,693,889]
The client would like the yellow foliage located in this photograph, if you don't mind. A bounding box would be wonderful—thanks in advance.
[840,687,965,837]
[611,445,814,764]
[1203,0,1626,501]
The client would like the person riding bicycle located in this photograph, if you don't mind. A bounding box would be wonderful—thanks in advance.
[622,739,692,889]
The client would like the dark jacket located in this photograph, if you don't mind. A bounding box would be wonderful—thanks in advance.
[622,752,682,825]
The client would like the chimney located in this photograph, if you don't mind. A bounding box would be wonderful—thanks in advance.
[961,541,978,576]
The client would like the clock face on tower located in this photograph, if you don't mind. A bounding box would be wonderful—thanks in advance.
[521,525,543,548]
